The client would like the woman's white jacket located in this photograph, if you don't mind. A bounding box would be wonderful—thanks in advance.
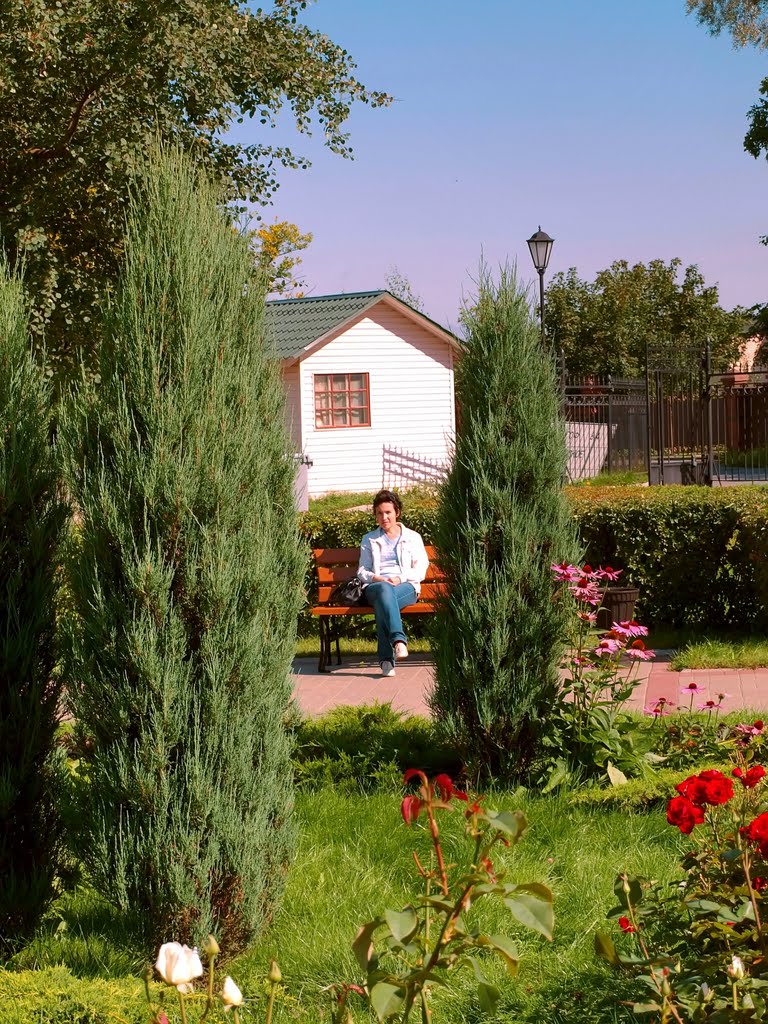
[357,525,430,596]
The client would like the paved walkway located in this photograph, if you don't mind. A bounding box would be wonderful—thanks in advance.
[292,654,768,717]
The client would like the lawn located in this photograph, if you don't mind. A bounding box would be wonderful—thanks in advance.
[2,787,684,1024]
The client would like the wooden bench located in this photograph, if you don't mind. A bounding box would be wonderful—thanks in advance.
[310,545,445,672]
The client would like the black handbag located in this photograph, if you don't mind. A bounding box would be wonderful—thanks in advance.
[329,575,366,606]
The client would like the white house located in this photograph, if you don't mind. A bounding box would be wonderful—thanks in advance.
[266,291,459,499]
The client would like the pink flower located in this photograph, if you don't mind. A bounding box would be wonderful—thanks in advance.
[737,721,766,737]
[551,561,581,581]
[570,578,602,605]
[645,702,672,717]
[577,611,597,624]
[681,681,704,693]
[594,637,622,657]
[699,700,719,711]
[597,565,623,582]
[610,620,649,638]
[625,639,655,660]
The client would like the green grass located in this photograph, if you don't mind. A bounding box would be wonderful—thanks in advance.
[569,469,647,487]
[295,635,432,658]
[309,484,439,515]
[671,636,768,670]
[4,788,685,1024]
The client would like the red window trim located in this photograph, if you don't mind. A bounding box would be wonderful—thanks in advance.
[314,372,371,430]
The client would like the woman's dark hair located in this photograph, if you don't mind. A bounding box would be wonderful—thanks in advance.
[372,489,402,516]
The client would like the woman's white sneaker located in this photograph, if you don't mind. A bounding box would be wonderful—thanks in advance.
[380,659,396,677]
[393,642,409,660]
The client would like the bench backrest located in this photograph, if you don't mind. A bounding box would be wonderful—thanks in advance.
[313,545,444,605]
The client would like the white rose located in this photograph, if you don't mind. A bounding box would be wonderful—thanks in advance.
[728,955,746,980]
[155,942,204,991]
[222,975,244,1010]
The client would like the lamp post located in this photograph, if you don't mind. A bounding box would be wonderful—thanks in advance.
[527,226,554,346]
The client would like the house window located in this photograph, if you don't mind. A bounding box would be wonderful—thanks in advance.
[314,373,371,429]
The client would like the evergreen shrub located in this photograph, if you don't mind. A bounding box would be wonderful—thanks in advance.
[60,150,304,952]
[429,267,579,781]
[0,264,68,951]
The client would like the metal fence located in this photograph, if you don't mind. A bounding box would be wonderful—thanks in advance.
[562,376,647,482]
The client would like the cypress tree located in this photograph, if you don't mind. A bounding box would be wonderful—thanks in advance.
[430,266,578,783]
[60,149,304,952]
[0,265,68,950]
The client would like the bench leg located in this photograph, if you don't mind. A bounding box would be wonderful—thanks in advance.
[335,622,342,666]
[318,617,330,673]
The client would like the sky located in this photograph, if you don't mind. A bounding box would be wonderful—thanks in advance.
[232,0,768,331]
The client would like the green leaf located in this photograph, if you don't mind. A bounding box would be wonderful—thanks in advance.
[482,809,528,842]
[369,982,406,1022]
[352,918,382,972]
[542,759,570,793]
[606,761,628,786]
[503,891,554,940]
[384,907,419,944]
[474,933,519,975]
[594,931,620,966]
[465,956,501,1013]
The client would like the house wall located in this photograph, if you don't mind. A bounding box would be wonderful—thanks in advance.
[281,362,302,450]
[297,305,455,497]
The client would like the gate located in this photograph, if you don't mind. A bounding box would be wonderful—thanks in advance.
[561,372,647,482]
[645,345,708,485]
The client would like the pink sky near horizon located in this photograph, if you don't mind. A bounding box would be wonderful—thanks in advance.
[233,0,768,330]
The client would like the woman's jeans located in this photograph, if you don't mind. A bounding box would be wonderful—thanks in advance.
[364,581,417,661]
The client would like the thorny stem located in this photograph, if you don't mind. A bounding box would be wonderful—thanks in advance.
[426,800,449,896]
[420,989,432,1024]
[621,876,684,1024]
[741,848,767,955]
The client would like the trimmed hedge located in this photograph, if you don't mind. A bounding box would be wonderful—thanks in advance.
[300,487,768,630]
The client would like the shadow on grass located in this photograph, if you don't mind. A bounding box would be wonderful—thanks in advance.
[8,887,148,978]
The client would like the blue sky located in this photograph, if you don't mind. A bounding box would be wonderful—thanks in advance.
[234,0,768,329]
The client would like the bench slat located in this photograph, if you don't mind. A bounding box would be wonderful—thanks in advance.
[317,564,446,585]
[317,582,447,603]
[312,603,438,616]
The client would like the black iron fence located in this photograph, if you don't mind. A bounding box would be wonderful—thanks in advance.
[562,376,647,482]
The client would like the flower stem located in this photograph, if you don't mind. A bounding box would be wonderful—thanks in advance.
[177,989,188,1024]
[266,978,277,1024]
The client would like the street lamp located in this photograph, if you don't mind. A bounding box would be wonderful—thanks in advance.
[527,226,554,346]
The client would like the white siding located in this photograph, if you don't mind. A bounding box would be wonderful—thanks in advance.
[281,362,302,450]
[298,305,455,497]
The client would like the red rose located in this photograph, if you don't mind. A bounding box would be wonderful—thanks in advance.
[676,774,708,806]
[753,877,767,892]
[618,916,636,933]
[747,813,768,857]
[703,776,734,805]
[734,765,767,789]
[667,795,706,834]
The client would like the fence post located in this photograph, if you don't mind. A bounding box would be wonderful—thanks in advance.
[606,374,613,475]
[705,339,714,486]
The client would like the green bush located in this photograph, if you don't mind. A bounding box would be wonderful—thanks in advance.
[0,968,145,1024]
[301,486,768,631]
[429,266,579,782]
[291,703,459,791]
[0,264,68,951]
[59,150,304,952]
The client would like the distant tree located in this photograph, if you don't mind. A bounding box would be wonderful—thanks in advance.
[0,263,68,951]
[385,266,425,312]
[60,149,304,951]
[253,220,313,297]
[687,2,768,242]
[545,258,746,376]
[0,0,390,375]
[687,1,768,48]
[430,265,577,783]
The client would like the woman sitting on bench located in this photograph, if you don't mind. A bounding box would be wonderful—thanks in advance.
[357,489,430,678]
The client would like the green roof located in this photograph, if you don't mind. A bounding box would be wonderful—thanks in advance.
[266,291,387,359]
